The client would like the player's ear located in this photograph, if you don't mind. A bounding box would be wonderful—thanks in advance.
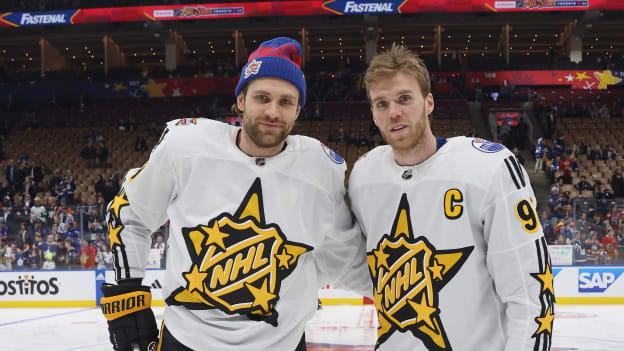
[425,93,434,116]
[237,92,245,112]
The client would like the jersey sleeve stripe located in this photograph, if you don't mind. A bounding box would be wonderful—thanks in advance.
[504,158,522,190]
[508,156,526,188]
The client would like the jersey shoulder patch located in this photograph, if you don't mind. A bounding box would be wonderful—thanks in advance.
[320,142,345,164]
[471,138,504,153]
[173,117,200,126]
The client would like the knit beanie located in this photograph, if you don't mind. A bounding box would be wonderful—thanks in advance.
[235,37,306,107]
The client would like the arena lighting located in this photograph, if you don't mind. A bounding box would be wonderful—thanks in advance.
[10,58,14,61]
[84,46,87,49]
[65,47,68,51]
[25,52,28,56]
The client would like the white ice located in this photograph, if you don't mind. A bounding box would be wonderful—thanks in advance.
[1,304,623,350]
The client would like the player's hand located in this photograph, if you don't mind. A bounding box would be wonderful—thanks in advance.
[100,280,159,351]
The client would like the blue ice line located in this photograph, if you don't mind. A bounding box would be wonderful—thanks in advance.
[0,308,93,327]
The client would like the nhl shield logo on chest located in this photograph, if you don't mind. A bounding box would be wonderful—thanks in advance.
[166,178,313,326]
[367,194,473,350]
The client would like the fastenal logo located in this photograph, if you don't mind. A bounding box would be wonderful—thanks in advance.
[578,268,624,293]
[20,13,67,25]
[165,178,312,326]
[0,274,59,296]
[322,1,401,15]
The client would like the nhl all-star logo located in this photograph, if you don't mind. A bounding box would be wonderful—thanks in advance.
[368,194,473,350]
[244,59,262,78]
[166,178,312,326]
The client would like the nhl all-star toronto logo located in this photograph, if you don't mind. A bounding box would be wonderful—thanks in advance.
[166,178,313,326]
[368,194,473,350]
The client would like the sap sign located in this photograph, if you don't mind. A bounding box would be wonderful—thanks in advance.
[578,268,624,293]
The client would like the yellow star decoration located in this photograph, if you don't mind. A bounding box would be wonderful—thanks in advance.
[109,191,129,219]
[141,79,167,98]
[245,278,277,313]
[534,306,554,336]
[407,294,438,330]
[276,248,293,269]
[575,72,590,81]
[373,247,390,269]
[107,221,123,247]
[113,83,127,91]
[184,264,208,294]
[428,259,445,281]
[594,70,622,90]
[531,263,554,296]
[202,221,229,251]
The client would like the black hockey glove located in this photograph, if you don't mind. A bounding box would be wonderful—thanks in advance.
[100,279,159,351]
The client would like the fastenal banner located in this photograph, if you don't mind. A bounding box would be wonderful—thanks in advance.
[1,1,622,27]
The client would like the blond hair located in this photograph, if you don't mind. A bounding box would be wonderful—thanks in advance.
[364,43,431,100]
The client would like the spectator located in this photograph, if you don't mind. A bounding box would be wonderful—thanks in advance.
[602,229,619,262]
[588,144,601,161]
[4,158,21,187]
[55,239,67,268]
[61,221,80,250]
[14,244,27,270]
[555,234,568,245]
[48,169,62,195]
[51,215,66,239]
[31,220,48,245]
[80,141,97,169]
[605,205,621,233]
[558,146,577,184]
[577,175,592,192]
[30,196,47,223]
[29,247,41,269]
[65,238,78,268]
[548,187,563,217]
[21,193,34,213]
[512,147,524,166]
[576,212,591,240]
[571,232,587,265]
[1,203,18,242]
[45,196,57,220]
[534,138,544,173]
[41,250,56,270]
[40,233,57,257]
[0,178,14,204]
[589,213,607,239]
[539,210,555,243]
[91,233,105,252]
[78,238,96,269]
[611,168,624,197]
[59,206,75,225]
[57,169,76,204]
[20,176,37,201]
[152,234,166,268]
[101,178,118,204]
[97,142,109,168]
[26,160,43,187]
[595,184,614,214]
[96,244,113,269]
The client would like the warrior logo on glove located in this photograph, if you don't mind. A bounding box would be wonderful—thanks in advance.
[166,178,313,326]
[368,194,473,350]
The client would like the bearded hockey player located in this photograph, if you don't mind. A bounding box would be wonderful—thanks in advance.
[100,37,370,351]
[348,44,554,350]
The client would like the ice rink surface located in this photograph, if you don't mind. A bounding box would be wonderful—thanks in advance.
[1,304,623,350]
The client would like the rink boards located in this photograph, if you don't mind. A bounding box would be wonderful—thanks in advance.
[1,266,623,307]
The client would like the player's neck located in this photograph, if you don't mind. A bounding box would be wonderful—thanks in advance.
[237,130,286,158]
[392,132,437,167]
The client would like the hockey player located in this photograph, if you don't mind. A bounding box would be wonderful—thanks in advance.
[99,37,370,351]
[348,44,555,350]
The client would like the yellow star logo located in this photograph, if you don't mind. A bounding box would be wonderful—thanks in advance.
[245,278,277,313]
[183,264,208,294]
[276,248,292,269]
[107,221,123,248]
[534,306,554,336]
[407,294,438,330]
[202,221,229,251]
[113,83,127,91]
[109,191,129,220]
[531,263,554,296]
[575,71,590,81]
[141,79,167,98]
[373,247,390,269]
[594,70,622,89]
[428,259,445,281]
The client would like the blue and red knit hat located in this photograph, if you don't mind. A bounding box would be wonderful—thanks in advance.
[235,37,306,107]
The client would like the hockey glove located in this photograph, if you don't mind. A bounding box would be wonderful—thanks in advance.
[100,280,159,351]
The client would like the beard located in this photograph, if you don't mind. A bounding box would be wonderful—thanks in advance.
[379,104,429,153]
[242,112,293,149]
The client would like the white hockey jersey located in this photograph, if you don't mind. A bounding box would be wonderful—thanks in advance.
[348,137,554,351]
[107,118,370,351]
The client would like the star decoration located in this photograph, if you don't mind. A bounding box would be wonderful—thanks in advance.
[534,306,554,336]
[531,263,554,296]
[203,221,229,251]
[575,72,590,81]
[184,264,208,294]
[113,83,127,91]
[141,79,167,98]
[276,248,293,269]
[565,74,574,82]
[109,191,129,220]
[107,221,123,247]
[428,259,445,281]
[407,294,438,330]
[373,247,390,269]
[246,278,277,313]
[594,70,622,90]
